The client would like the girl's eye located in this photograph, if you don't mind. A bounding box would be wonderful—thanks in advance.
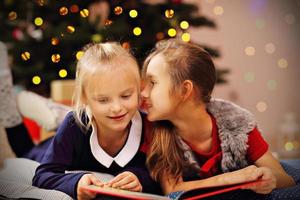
[121,94,132,99]
[98,98,109,103]
[150,80,156,85]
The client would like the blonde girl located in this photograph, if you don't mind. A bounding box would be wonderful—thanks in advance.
[33,42,160,200]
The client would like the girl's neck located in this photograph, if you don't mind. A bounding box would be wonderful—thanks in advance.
[96,124,130,157]
[170,102,212,143]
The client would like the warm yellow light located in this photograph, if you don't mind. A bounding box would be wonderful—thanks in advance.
[181,33,190,42]
[168,28,176,37]
[256,101,267,112]
[34,17,43,26]
[51,54,61,63]
[245,46,255,56]
[59,69,68,78]
[180,21,189,29]
[91,34,102,42]
[21,52,30,61]
[165,9,174,18]
[278,58,288,69]
[285,142,294,151]
[32,76,41,85]
[129,10,138,18]
[133,27,142,36]
[80,9,89,18]
[213,6,224,15]
[76,51,84,60]
[66,25,75,33]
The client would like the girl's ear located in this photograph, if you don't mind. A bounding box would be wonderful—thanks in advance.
[181,80,194,101]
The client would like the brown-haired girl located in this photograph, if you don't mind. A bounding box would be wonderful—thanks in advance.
[141,39,295,197]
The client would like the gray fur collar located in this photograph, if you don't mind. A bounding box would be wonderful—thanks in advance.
[177,98,257,175]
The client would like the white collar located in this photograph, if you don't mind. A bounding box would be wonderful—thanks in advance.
[90,111,142,168]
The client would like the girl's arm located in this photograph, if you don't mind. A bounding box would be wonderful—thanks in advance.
[254,150,295,188]
[160,165,264,194]
[32,112,88,199]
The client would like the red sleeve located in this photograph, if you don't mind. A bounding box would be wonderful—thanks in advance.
[246,127,269,163]
[139,114,153,154]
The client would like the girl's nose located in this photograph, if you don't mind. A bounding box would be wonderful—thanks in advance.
[141,86,149,98]
[111,101,122,113]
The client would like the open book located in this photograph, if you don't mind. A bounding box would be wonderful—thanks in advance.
[82,179,265,200]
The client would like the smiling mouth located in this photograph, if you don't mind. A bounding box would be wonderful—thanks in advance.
[108,113,127,120]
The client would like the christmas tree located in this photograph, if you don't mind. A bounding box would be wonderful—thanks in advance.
[1,0,229,95]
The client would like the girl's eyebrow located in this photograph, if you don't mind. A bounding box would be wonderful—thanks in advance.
[121,87,134,93]
[95,88,134,97]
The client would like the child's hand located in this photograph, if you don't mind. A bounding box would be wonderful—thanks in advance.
[242,167,276,194]
[77,174,104,200]
[107,171,142,192]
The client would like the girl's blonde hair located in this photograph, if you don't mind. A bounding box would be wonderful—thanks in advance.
[72,42,140,131]
[144,39,216,182]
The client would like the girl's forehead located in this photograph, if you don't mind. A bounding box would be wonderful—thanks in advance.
[86,67,138,94]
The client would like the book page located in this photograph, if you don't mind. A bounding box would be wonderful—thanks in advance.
[83,185,169,200]
[180,179,265,200]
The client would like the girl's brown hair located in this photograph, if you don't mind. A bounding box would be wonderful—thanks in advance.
[144,39,216,182]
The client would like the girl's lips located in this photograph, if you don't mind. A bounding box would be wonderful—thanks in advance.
[109,113,127,120]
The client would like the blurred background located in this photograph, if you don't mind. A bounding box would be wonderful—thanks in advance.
[1,0,299,159]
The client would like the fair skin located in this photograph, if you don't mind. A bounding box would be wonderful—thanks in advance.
[141,54,295,195]
[77,60,142,200]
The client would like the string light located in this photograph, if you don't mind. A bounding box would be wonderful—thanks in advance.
[36,0,44,6]
[256,101,267,112]
[32,76,41,85]
[66,25,75,33]
[180,21,189,29]
[91,34,102,42]
[80,9,89,18]
[76,51,84,60]
[265,43,276,54]
[129,10,138,18]
[59,7,68,16]
[165,9,174,18]
[59,69,67,78]
[245,46,255,56]
[34,17,43,26]
[181,33,190,42]
[156,32,164,40]
[8,11,17,20]
[278,58,288,69]
[51,54,61,63]
[104,19,113,26]
[114,6,123,15]
[213,6,224,15]
[133,27,142,36]
[167,28,176,37]
[70,4,79,13]
[51,37,59,45]
[21,52,30,61]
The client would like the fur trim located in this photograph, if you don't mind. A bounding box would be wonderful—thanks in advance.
[177,98,257,177]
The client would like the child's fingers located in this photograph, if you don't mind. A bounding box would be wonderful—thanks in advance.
[120,180,142,192]
[89,175,104,187]
[111,175,134,188]
[108,173,127,186]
